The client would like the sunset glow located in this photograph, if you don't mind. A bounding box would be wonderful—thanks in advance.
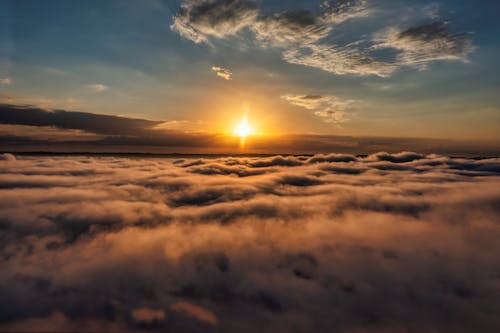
[1,1,500,332]
[234,116,252,138]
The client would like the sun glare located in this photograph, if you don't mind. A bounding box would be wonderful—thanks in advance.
[234,116,252,138]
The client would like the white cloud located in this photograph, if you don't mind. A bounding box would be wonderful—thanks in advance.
[319,0,371,24]
[372,21,476,69]
[170,1,475,77]
[86,84,109,93]
[211,66,232,80]
[283,43,397,77]
[282,94,355,124]
[171,0,258,44]
[0,77,11,85]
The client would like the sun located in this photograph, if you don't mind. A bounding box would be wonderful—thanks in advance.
[234,116,253,138]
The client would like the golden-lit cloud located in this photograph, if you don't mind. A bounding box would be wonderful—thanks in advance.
[0,77,11,85]
[1,103,499,155]
[0,153,499,331]
[171,302,217,326]
[131,307,166,323]
[282,94,355,124]
[0,124,105,142]
[86,83,109,93]
[211,66,232,80]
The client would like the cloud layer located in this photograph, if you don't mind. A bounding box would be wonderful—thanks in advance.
[0,152,499,332]
[170,0,475,76]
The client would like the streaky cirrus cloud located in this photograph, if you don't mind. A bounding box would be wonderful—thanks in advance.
[281,94,355,124]
[169,0,475,77]
[171,0,258,43]
[0,152,499,332]
[319,0,371,25]
[282,42,398,77]
[211,66,232,80]
[252,8,331,47]
[372,21,476,69]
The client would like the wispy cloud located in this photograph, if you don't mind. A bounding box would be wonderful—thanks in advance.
[211,66,232,80]
[170,0,475,77]
[372,21,476,69]
[282,43,397,77]
[86,83,109,93]
[0,77,11,85]
[282,94,355,124]
[171,0,258,43]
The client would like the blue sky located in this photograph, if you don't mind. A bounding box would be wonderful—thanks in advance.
[0,0,499,144]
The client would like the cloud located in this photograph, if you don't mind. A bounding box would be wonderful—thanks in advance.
[86,83,109,93]
[170,1,475,77]
[250,1,385,76]
[319,0,371,24]
[0,104,161,135]
[0,153,499,332]
[171,0,258,43]
[367,151,425,163]
[211,66,232,80]
[282,42,397,77]
[281,94,355,123]
[372,21,476,69]
[0,153,16,161]
[0,124,104,142]
[1,103,498,155]
[423,3,441,20]
[86,84,108,93]
[252,9,331,47]
[0,77,11,85]
[170,301,217,326]
[131,307,166,323]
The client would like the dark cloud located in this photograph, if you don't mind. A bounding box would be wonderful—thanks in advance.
[368,151,425,163]
[308,153,358,163]
[0,104,161,136]
[0,153,500,332]
[0,103,223,150]
[0,153,15,161]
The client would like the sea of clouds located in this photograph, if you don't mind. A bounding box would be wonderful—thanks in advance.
[0,152,499,332]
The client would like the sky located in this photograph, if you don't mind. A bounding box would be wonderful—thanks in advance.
[0,0,499,153]
[1,2,500,330]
